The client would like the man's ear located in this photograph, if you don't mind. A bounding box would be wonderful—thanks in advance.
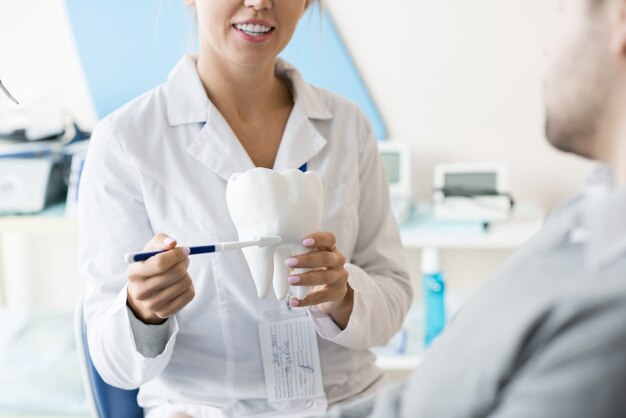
[611,0,626,54]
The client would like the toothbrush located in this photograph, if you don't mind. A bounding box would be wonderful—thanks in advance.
[124,236,282,263]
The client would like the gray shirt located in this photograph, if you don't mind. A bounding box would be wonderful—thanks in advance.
[327,168,626,418]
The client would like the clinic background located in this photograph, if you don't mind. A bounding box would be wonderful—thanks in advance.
[0,0,597,416]
[0,0,595,297]
[0,0,595,206]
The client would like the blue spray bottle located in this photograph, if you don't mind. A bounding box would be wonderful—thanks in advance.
[422,247,446,347]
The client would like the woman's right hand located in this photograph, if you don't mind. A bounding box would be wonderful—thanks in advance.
[126,233,195,324]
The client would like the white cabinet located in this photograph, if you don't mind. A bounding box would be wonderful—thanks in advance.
[0,204,80,309]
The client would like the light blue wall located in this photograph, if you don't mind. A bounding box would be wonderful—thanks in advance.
[65,0,387,139]
[64,0,189,119]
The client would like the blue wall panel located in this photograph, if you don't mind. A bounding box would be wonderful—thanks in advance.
[64,0,189,119]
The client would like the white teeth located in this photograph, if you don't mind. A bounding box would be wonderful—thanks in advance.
[235,23,272,35]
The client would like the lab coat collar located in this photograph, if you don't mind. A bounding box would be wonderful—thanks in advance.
[169,55,331,181]
[580,165,626,272]
[165,55,333,126]
[275,58,333,121]
[166,55,212,126]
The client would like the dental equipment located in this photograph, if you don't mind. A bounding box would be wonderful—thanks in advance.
[0,80,19,105]
[432,163,514,223]
[124,235,282,263]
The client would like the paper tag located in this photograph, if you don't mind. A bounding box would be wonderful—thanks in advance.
[258,316,325,403]
[259,297,307,321]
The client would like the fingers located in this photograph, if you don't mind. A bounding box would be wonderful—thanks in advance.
[128,244,190,278]
[145,233,178,251]
[302,232,336,252]
[286,231,348,309]
[130,233,188,276]
[142,247,190,275]
[287,266,349,309]
[127,268,195,321]
[292,285,346,308]
[156,286,195,319]
[287,232,349,310]
[287,248,345,269]
[140,274,194,318]
[289,232,344,269]
[128,257,191,299]
[288,268,347,288]
[126,233,195,323]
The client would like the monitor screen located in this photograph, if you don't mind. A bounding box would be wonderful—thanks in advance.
[444,172,497,196]
[380,152,401,184]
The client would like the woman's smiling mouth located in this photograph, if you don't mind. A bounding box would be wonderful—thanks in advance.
[233,20,275,42]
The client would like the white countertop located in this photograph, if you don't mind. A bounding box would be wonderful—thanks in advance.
[399,203,545,250]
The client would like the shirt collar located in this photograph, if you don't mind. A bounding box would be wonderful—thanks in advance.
[274,58,333,120]
[578,165,626,271]
[166,54,333,127]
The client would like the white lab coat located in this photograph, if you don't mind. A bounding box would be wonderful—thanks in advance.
[78,55,412,418]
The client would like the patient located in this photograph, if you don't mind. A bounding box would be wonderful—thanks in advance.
[326,0,626,417]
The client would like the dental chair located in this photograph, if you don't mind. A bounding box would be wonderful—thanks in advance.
[74,296,143,418]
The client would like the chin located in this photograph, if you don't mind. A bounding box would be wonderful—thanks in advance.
[545,117,595,159]
[229,52,276,68]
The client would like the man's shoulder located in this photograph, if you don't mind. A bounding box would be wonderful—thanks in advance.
[545,195,584,222]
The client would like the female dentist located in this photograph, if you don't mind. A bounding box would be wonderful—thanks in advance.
[78,0,412,417]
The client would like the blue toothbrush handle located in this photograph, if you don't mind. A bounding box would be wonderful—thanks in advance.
[189,245,216,255]
[128,249,167,262]
[126,245,217,263]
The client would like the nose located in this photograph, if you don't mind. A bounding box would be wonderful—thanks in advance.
[244,0,272,11]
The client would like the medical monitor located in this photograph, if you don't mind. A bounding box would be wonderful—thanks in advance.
[433,164,508,197]
[432,163,512,222]
[377,142,412,199]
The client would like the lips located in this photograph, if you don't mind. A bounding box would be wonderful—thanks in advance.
[226,168,324,300]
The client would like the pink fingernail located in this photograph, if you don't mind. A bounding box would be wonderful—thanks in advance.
[285,258,298,267]
[288,276,300,284]
[290,299,300,307]
[163,237,175,245]
[183,247,191,255]
[302,238,315,247]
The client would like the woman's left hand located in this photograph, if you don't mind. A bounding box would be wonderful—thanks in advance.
[286,232,354,329]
